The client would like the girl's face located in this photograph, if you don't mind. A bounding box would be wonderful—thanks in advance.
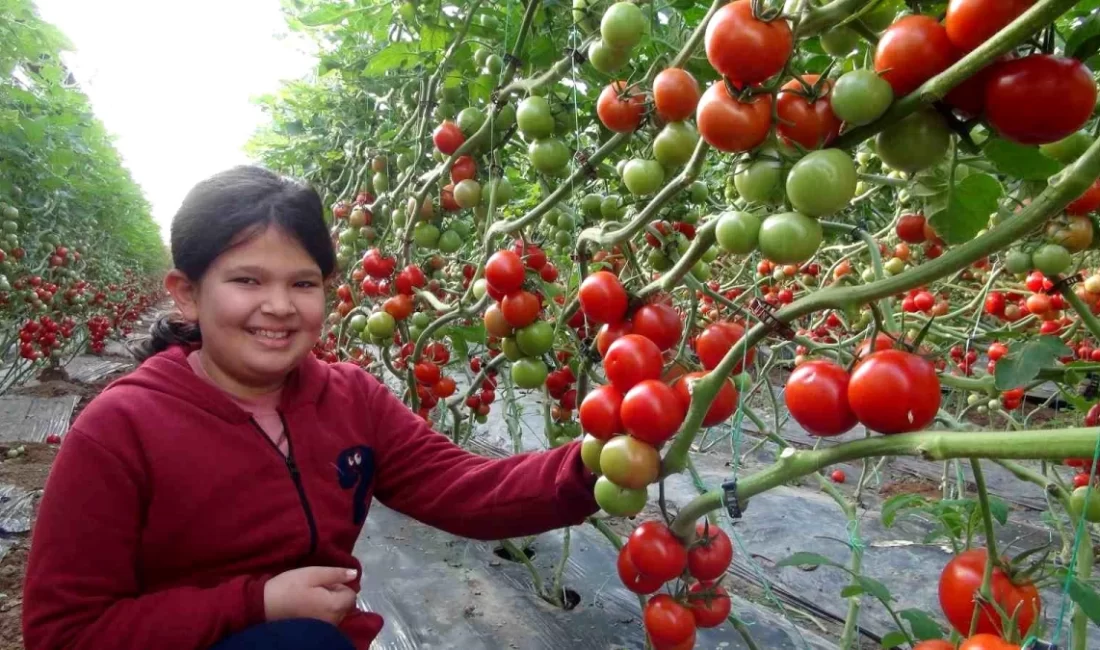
[169,225,327,396]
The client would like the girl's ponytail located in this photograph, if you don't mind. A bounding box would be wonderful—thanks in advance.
[127,312,201,363]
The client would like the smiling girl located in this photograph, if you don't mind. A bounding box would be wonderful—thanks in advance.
[22,166,599,650]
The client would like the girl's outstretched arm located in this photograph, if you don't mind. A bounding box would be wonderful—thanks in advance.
[22,428,270,650]
[361,371,599,540]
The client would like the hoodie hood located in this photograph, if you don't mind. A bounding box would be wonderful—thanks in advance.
[104,344,331,424]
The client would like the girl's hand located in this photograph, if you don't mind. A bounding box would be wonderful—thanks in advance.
[263,566,359,625]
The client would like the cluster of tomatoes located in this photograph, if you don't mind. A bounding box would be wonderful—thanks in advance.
[85,314,113,355]
[545,365,578,422]
[410,356,458,421]
[984,272,1077,335]
[463,356,500,424]
[16,315,76,361]
[616,520,734,650]
[786,343,942,437]
[935,547,1041,650]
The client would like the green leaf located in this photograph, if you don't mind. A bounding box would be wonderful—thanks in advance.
[882,493,928,527]
[983,138,1064,181]
[840,584,864,598]
[362,44,422,76]
[1059,385,1093,413]
[986,495,1009,525]
[1066,11,1100,62]
[418,25,450,51]
[928,173,1003,245]
[994,335,1073,390]
[899,608,945,640]
[879,630,909,648]
[775,552,842,569]
[1067,577,1100,627]
[299,6,361,26]
[855,575,893,603]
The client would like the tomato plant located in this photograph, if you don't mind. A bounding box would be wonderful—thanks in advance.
[939,548,1040,638]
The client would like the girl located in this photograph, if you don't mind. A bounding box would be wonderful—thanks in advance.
[22,166,599,650]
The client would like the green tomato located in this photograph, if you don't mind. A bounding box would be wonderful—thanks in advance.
[701,245,719,263]
[715,211,761,254]
[599,435,660,489]
[648,249,672,270]
[517,96,555,139]
[786,149,858,218]
[367,311,396,338]
[734,156,783,204]
[757,212,823,264]
[600,2,645,50]
[582,193,604,217]
[681,207,701,225]
[653,121,698,169]
[511,357,549,388]
[689,181,708,203]
[2,220,17,233]
[408,325,425,343]
[453,179,482,209]
[831,70,894,126]
[1004,249,1032,275]
[438,229,463,253]
[690,259,712,281]
[593,475,648,516]
[502,337,525,361]
[556,212,576,231]
[516,321,554,356]
[1032,244,1072,275]
[491,103,517,132]
[481,177,514,206]
[555,229,573,248]
[1070,486,1100,522]
[861,267,876,283]
[1040,131,1095,164]
[588,39,630,75]
[601,194,626,220]
[622,159,665,196]
[412,312,431,328]
[485,54,504,76]
[338,228,359,245]
[473,47,490,67]
[820,25,859,57]
[875,110,951,174]
[529,138,571,175]
[580,434,605,474]
[348,314,368,332]
[457,107,486,136]
[883,257,906,275]
[472,278,488,299]
[413,222,441,249]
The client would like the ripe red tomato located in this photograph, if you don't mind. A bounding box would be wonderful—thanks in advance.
[939,548,1041,638]
[695,321,754,372]
[697,81,773,153]
[687,522,733,581]
[874,15,957,97]
[776,75,841,149]
[959,635,1017,650]
[485,250,526,294]
[1067,179,1100,216]
[597,81,645,133]
[988,342,1007,361]
[629,521,688,582]
[383,294,414,321]
[621,380,687,445]
[946,0,1034,53]
[831,469,846,483]
[687,582,732,628]
[631,303,683,351]
[501,290,540,328]
[912,642,955,650]
[673,371,738,427]
[604,334,664,393]
[896,214,927,243]
[414,361,441,385]
[785,360,858,437]
[704,0,792,86]
[985,55,1098,145]
[450,155,477,183]
[433,120,465,155]
[432,376,456,398]
[512,240,547,270]
[1074,472,1091,488]
[617,545,664,594]
[985,292,1005,316]
[597,320,633,358]
[580,384,625,441]
[579,271,629,324]
[644,595,696,649]
[848,350,941,434]
[653,68,701,122]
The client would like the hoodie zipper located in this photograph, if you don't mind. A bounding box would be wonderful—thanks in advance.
[249,413,319,557]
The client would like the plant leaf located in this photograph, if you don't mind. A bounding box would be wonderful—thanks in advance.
[882,493,929,528]
[983,138,1064,181]
[840,584,865,598]
[856,575,894,604]
[879,630,909,648]
[986,494,1009,525]
[1066,11,1100,62]
[928,173,1003,244]
[899,608,945,640]
[1067,577,1100,627]
[775,552,842,569]
[995,335,1073,390]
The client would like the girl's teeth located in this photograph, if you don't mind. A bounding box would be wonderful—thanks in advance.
[253,329,289,339]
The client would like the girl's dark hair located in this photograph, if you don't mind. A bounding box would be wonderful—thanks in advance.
[129,165,335,362]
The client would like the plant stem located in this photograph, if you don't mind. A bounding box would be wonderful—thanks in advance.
[967,458,999,636]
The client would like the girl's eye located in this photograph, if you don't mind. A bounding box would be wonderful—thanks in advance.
[295,281,318,288]
[232,277,259,285]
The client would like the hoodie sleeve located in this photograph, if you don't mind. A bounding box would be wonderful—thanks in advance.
[363,372,599,540]
[22,427,269,650]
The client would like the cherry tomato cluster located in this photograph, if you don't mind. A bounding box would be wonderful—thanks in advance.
[85,314,113,355]
[17,315,76,361]
[617,521,734,649]
[463,358,499,424]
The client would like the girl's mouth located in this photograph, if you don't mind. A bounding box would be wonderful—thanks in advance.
[247,328,294,347]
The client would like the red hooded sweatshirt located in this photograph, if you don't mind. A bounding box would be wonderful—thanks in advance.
[22,344,599,649]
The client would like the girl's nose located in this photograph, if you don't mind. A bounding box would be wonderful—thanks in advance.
[260,287,297,316]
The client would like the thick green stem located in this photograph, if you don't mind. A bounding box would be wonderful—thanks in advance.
[967,459,999,636]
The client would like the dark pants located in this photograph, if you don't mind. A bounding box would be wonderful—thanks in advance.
[213,618,355,650]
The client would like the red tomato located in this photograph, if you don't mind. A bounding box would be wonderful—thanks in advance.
[687,522,733,581]
[579,384,624,441]
[696,81,773,153]
[1074,472,1091,488]
[776,75,841,149]
[1068,179,1100,216]
[597,81,645,133]
[673,371,738,427]
[896,213,927,243]
[631,303,683,351]
[695,321,755,373]
[644,595,696,649]
[988,342,1007,361]
[617,545,664,594]
[848,350,941,434]
[433,120,465,155]
[621,380,687,445]
[912,642,955,650]
[511,240,547,270]
[628,522,688,582]
[501,290,540,328]
[604,334,664,393]
[985,292,1005,316]
[704,0,792,86]
[687,582,732,628]
[944,59,998,118]
[451,155,477,183]
[831,469,846,483]
[432,376,456,398]
[485,250,526,294]
[939,548,1041,638]
[653,68,701,122]
[874,15,958,97]
[946,0,1034,53]
[579,271,629,324]
[384,294,414,321]
[785,360,858,437]
[985,55,1098,145]
[597,320,634,358]
[959,635,1018,650]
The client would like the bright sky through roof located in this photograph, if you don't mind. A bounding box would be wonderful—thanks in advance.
[32,0,318,243]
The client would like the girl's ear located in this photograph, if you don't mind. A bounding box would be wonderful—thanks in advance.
[164,270,200,322]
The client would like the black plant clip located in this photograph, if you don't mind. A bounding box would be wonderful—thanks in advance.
[503,53,523,68]
[749,298,795,340]
[721,478,742,519]
[1049,273,1083,295]
[1082,373,1099,400]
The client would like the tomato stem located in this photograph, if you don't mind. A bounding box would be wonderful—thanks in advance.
[966,459,1000,636]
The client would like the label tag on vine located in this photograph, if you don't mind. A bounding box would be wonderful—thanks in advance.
[1049,273,1082,294]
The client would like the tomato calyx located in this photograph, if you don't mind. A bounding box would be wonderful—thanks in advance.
[748,0,784,22]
